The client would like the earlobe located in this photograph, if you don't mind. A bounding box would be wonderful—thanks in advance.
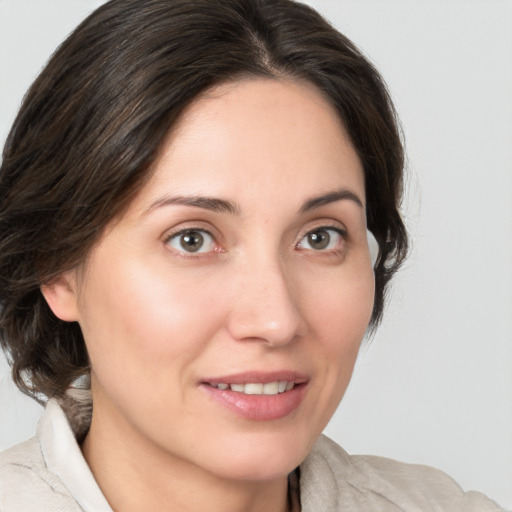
[40,271,80,322]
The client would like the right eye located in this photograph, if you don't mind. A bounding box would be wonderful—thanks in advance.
[166,229,217,254]
[296,227,345,253]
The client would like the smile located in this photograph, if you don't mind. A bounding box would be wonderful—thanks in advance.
[208,381,295,395]
[201,372,308,421]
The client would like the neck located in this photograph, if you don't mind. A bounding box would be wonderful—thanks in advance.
[81,395,291,512]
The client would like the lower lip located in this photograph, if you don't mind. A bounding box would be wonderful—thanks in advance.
[200,383,307,421]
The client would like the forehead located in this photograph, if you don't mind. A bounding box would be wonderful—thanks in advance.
[131,78,365,214]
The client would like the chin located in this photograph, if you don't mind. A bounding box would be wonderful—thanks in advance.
[199,428,315,482]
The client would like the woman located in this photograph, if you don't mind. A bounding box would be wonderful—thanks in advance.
[0,0,505,511]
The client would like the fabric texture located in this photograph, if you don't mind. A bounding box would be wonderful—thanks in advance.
[0,400,506,511]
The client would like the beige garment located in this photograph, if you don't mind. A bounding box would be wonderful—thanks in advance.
[0,400,507,511]
[300,436,506,511]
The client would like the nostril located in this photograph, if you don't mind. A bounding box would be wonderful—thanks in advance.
[226,293,303,346]
[225,258,305,345]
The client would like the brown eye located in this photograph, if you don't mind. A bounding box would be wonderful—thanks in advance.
[307,230,330,250]
[181,231,204,252]
[297,227,344,251]
[167,229,215,254]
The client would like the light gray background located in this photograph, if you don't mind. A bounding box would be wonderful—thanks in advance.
[1,0,511,508]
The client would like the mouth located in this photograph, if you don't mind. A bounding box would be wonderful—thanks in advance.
[200,372,309,421]
[206,381,296,395]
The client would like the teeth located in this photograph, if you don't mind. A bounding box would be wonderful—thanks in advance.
[262,382,279,395]
[212,381,296,394]
[244,383,263,395]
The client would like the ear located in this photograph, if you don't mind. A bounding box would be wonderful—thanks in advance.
[40,271,80,322]
[366,229,379,269]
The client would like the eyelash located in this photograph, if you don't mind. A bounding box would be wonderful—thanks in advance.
[164,226,221,256]
[164,224,347,257]
[296,226,347,253]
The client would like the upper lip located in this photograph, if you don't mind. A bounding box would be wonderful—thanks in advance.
[202,371,309,385]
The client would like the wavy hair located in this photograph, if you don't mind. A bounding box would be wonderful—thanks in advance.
[0,0,407,418]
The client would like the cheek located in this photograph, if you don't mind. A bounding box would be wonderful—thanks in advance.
[77,258,228,388]
[306,264,375,349]
[302,267,374,419]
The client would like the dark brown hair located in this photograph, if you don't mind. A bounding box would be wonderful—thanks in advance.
[0,0,407,403]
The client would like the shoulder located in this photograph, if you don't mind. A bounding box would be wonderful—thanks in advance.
[0,435,83,511]
[1,399,112,512]
[300,435,506,512]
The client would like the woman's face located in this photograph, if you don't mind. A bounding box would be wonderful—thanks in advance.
[51,78,374,481]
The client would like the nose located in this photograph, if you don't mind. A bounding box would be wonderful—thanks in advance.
[226,254,305,347]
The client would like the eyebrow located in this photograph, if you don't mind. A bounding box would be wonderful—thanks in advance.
[145,187,363,217]
[299,188,364,213]
[145,195,240,216]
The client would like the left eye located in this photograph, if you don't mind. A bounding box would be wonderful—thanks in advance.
[297,227,345,251]
[166,229,216,254]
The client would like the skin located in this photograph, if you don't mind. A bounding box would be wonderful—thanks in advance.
[42,78,375,512]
